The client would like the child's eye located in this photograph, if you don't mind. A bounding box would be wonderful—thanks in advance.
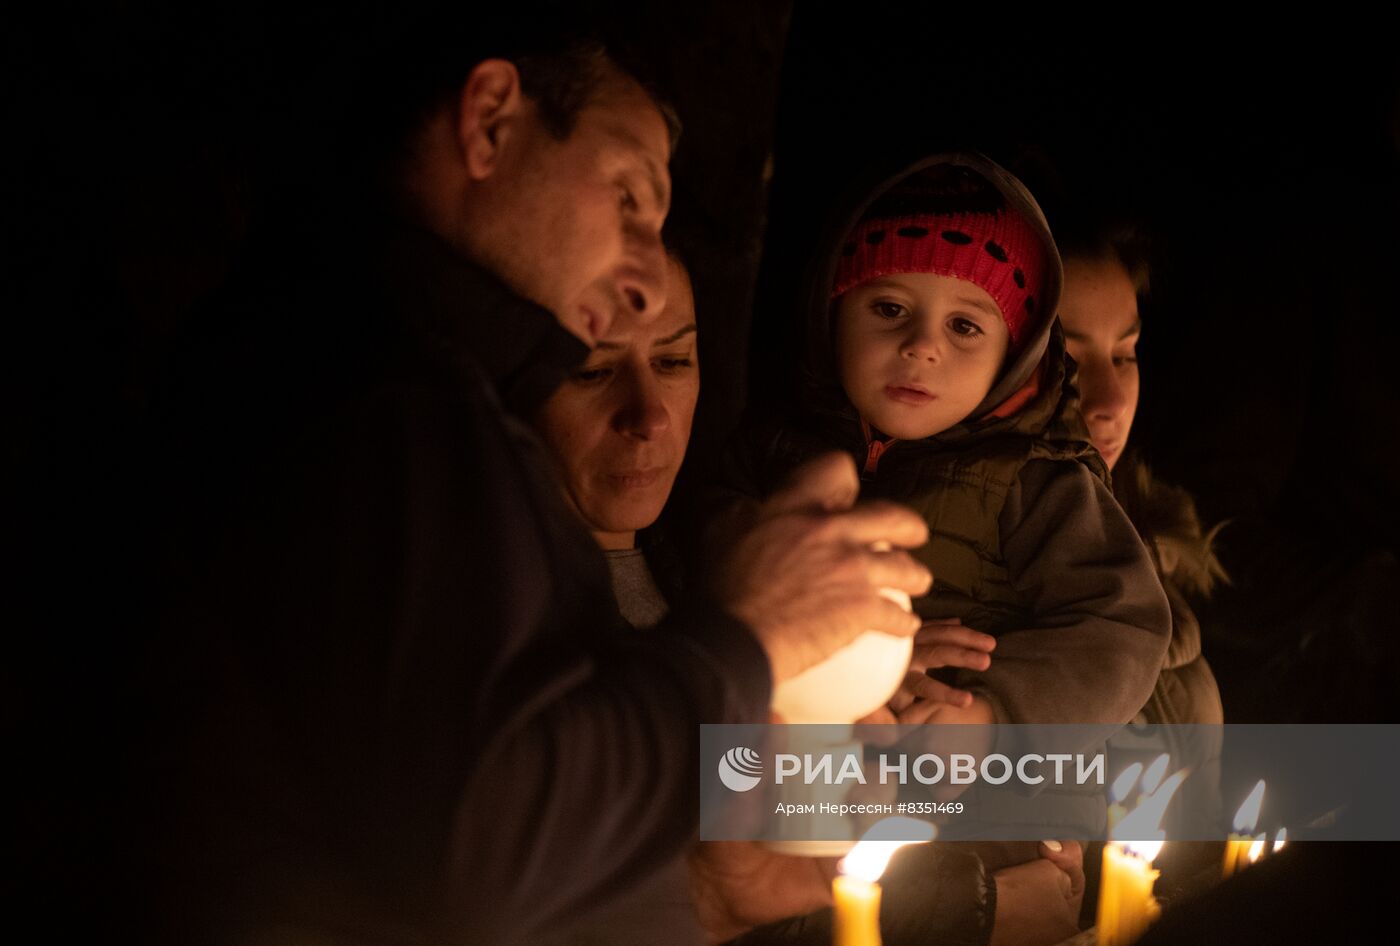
[872,301,907,320]
[1112,354,1139,367]
[949,317,984,337]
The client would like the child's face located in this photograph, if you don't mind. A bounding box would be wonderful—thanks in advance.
[835,273,1010,439]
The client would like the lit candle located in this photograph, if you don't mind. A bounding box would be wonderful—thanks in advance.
[832,874,882,946]
[1223,780,1265,879]
[1099,840,1162,946]
[1097,770,1185,946]
[833,817,936,946]
[1272,827,1288,853]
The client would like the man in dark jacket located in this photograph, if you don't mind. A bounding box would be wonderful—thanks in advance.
[137,17,932,946]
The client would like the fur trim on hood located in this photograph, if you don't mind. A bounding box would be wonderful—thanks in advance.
[1113,454,1229,598]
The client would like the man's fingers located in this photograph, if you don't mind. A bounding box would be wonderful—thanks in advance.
[901,673,974,707]
[863,548,934,597]
[914,623,997,650]
[855,706,898,726]
[896,699,944,725]
[825,500,930,550]
[861,596,923,638]
[910,644,992,673]
[765,452,860,515]
[888,671,926,713]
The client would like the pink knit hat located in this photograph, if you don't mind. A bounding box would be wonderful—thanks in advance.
[832,208,1048,346]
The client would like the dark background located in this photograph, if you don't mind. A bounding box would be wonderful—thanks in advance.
[11,3,1399,740]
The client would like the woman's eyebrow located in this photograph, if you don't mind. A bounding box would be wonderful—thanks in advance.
[652,323,697,346]
[1062,320,1142,344]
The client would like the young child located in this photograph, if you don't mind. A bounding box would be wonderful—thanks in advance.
[721,153,1171,731]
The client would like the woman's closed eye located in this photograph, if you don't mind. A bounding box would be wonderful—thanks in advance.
[570,365,614,385]
[653,356,693,374]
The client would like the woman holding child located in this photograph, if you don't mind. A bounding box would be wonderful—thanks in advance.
[720,153,1171,736]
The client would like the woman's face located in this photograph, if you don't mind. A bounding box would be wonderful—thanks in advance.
[1059,256,1141,470]
[534,258,700,550]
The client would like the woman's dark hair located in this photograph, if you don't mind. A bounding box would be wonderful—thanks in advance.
[1056,218,1153,296]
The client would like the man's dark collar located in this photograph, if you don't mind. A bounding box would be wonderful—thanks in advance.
[374,221,589,416]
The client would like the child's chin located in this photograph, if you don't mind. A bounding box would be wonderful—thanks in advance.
[867,409,948,441]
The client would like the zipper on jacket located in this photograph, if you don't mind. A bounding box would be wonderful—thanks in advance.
[863,439,889,478]
[860,418,897,481]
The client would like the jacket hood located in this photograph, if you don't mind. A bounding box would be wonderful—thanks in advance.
[795,152,1064,427]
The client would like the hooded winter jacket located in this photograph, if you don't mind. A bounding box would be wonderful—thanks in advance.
[709,153,1172,946]
[719,153,1172,729]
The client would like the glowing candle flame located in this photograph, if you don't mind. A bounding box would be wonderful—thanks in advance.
[1140,754,1170,795]
[838,817,937,882]
[1111,762,1144,805]
[1247,833,1266,864]
[1112,770,1187,864]
[1273,827,1288,852]
[1232,780,1266,834]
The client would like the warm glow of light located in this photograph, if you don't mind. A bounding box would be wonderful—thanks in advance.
[1112,770,1187,863]
[1232,780,1266,834]
[1111,762,1144,804]
[838,817,938,882]
[1140,754,1170,795]
[1248,834,1266,863]
[1273,827,1288,852]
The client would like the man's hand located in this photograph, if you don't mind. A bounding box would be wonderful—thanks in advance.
[884,615,996,713]
[888,618,997,741]
[688,841,839,944]
[989,840,1085,946]
[896,692,996,726]
[714,453,931,683]
[889,619,996,713]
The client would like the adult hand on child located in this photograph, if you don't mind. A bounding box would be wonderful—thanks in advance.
[888,618,995,713]
[989,840,1085,946]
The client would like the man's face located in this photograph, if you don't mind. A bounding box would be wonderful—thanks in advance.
[835,273,1010,439]
[534,258,699,549]
[475,68,673,346]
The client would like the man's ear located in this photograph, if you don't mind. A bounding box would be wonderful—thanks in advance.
[454,59,524,181]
